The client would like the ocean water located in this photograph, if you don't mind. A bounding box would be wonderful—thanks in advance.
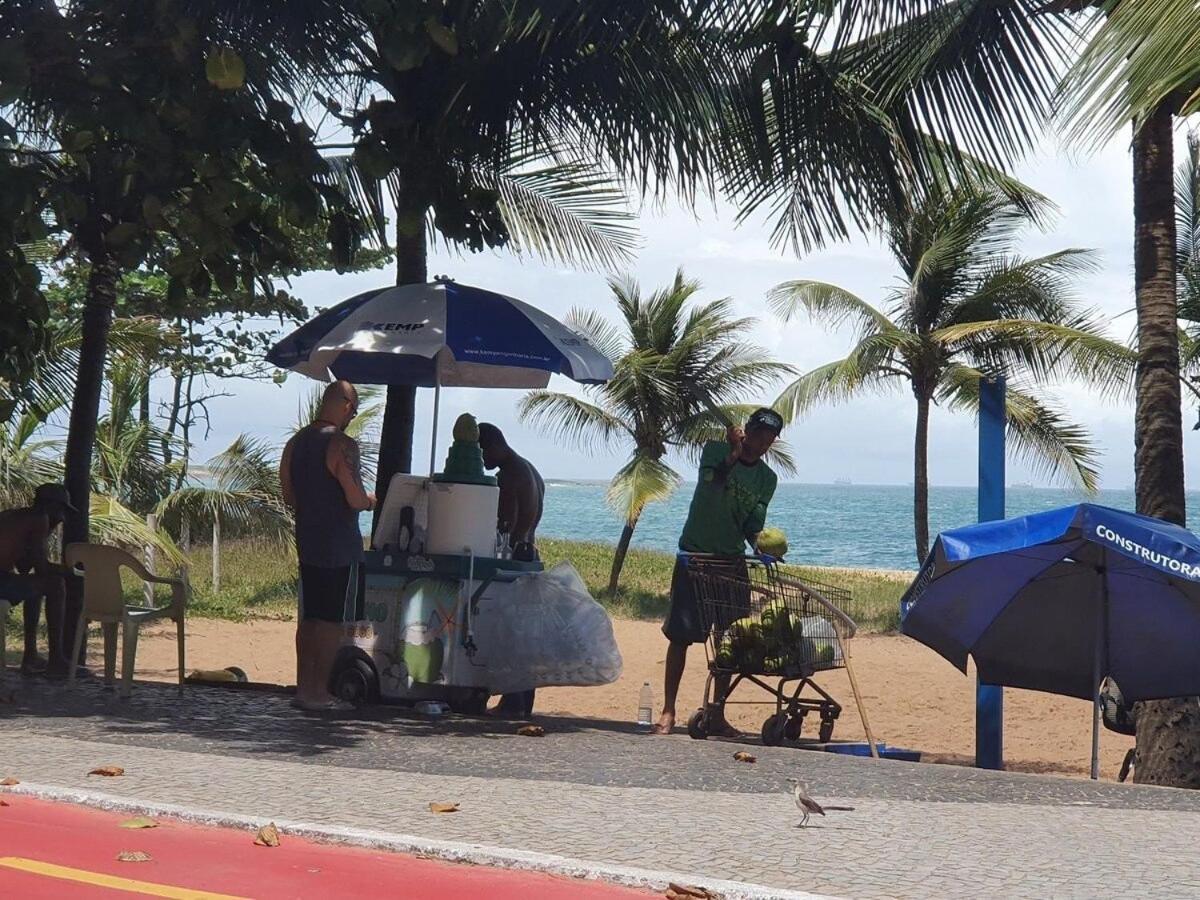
[534,482,1200,572]
[362,482,1200,572]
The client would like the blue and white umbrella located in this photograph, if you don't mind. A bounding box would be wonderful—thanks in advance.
[267,278,614,473]
[266,278,613,389]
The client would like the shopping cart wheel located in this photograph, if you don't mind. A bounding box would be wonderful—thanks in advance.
[818,717,835,743]
[761,713,787,746]
[784,716,803,741]
[687,709,710,740]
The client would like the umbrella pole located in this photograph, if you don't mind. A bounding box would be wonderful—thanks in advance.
[1091,571,1108,781]
[429,375,441,478]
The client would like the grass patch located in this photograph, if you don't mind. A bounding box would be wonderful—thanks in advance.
[61,537,911,632]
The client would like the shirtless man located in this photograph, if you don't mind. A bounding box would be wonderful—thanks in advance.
[479,422,544,717]
[0,483,77,677]
[280,381,375,711]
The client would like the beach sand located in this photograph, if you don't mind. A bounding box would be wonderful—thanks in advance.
[98,616,1134,781]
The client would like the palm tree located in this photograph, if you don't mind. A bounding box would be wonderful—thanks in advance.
[320,0,1034,513]
[0,408,64,509]
[1176,132,1200,407]
[520,271,794,592]
[158,436,292,591]
[1059,0,1200,788]
[770,184,1133,564]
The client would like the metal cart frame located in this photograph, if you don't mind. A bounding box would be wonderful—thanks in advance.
[681,554,878,754]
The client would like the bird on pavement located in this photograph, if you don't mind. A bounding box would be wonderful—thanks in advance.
[787,778,854,827]
[787,778,825,827]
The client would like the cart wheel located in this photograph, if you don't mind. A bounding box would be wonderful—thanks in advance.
[818,717,835,743]
[761,713,787,746]
[333,659,376,706]
[687,709,710,740]
[784,716,803,741]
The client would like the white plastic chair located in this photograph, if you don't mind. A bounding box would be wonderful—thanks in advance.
[65,543,188,698]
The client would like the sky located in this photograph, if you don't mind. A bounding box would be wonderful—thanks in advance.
[179,130,1200,490]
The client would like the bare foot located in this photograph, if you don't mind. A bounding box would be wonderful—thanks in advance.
[650,711,675,735]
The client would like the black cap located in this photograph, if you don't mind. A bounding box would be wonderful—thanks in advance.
[747,407,784,436]
[34,483,78,512]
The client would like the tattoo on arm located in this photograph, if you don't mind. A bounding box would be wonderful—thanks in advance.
[341,439,364,489]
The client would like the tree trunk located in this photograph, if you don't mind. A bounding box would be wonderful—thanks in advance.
[163,367,183,467]
[608,516,641,595]
[212,515,221,594]
[372,218,426,532]
[912,390,932,564]
[138,360,151,425]
[62,255,119,665]
[1129,107,1200,787]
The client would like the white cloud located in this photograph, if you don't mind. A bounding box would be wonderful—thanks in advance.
[179,132,1200,492]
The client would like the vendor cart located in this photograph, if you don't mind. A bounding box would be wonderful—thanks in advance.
[329,548,541,712]
[681,554,877,751]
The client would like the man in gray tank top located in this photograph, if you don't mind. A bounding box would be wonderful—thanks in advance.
[280,380,375,711]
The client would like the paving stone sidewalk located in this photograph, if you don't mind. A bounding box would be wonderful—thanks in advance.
[4,678,1200,898]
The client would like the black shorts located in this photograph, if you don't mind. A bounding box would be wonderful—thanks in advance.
[0,571,45,606]
[662,555,749,645]
[298,562,364,624]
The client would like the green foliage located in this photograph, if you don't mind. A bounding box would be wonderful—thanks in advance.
[522,270,793,530]
[158,435,291,543]
[772,182,1134,561]
[171,536,909,633]
[0,0,370,420]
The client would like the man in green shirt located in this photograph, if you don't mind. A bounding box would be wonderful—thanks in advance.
[653,407,782,736]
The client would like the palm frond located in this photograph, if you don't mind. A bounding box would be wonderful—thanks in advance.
[484,161,639,272]
[767,280,897,337]
[605,453,681,526]
[564,308,627,362]
[518,390,629,454]
[933,318,1134,399]
[775,331,915,422]
[939,363,1099,493]
[1060,0,1200,147]
[843,0,1073,170]
[90,494,186,567]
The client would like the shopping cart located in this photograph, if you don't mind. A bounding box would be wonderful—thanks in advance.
[680,554,876,749]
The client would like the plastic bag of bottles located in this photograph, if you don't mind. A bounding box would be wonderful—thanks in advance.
[471,562,623,693]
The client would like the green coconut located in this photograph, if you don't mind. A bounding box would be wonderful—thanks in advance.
[757,527,789,559]
[452,413,480,443]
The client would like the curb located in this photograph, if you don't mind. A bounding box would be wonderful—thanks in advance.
[9,781,839,900]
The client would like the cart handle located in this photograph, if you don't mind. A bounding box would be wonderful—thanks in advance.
[772,572,858,639]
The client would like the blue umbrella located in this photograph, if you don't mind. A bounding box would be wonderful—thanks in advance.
[266,277,614,474]
[900,503,1200,778]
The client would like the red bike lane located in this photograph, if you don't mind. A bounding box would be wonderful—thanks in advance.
[0,795,652,899]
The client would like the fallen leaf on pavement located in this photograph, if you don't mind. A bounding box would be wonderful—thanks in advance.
[428,802,460,814]
[254,823,281,847]
[732,751,757,764]
[517,725,545,737]
[0,799,10,807]
[117,851,152,863]
[1,777,18,786]
[665,884,715,899]
[120,817,158,829]
[89,765,125,777]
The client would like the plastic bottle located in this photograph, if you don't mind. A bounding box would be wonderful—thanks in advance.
[637,681,654,729]
[415,700,450,718]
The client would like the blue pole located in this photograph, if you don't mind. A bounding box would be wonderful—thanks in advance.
[976,376,1005,769]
